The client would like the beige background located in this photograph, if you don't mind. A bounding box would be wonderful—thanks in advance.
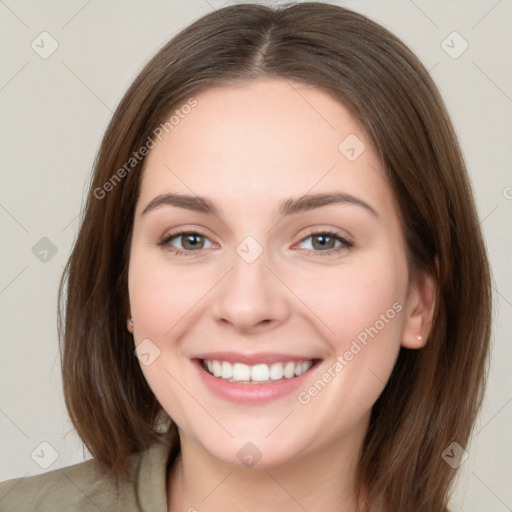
[0,0,511,510]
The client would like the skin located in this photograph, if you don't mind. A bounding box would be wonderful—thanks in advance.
[127,78,436,512]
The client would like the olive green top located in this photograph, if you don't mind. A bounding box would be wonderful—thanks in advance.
[0,443,385,511]
[0,443,171,512]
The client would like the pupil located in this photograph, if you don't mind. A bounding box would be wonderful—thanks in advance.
[184,234,202,249]
[314,235,333,250]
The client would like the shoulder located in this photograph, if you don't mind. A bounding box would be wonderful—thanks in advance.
[0,443,171,512]
[0,456,129,512]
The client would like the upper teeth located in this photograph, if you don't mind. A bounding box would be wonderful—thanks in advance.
[204,360,313,383]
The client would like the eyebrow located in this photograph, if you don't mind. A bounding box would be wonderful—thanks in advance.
[141,191,379,218]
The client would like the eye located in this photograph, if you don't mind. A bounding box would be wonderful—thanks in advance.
[296,231,353,256]
[157,230,215,256]
[157,229,353,257]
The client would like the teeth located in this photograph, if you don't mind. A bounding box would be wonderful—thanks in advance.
[221,361,233,379]
[212,360,222,377]
[232,362,251,381]
[283,361,296,378]
[295,362,311,376]
[269,362,284,380]
[203,359,313,383]
[251,364,269,382]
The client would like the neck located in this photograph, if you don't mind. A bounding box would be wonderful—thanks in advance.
[167,425,367,512]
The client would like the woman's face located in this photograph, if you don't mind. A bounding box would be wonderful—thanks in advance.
[128,78,424,468]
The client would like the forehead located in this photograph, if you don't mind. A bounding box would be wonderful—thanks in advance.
[136,78,392,219]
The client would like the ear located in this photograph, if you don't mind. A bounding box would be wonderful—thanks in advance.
[125,297,134,334]
[127,317,134,334]
[401,263,437,349]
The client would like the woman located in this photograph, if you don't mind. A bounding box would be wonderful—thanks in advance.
[0,2,491,511]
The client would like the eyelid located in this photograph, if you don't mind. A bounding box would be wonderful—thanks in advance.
[158,227,216,251]
[293,228,353,255]
[158,226,353,258]
[298,225,352,241]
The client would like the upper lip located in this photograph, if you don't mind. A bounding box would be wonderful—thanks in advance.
[192,351,320,365]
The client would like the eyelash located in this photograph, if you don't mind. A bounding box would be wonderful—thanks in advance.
[157,229,353,258]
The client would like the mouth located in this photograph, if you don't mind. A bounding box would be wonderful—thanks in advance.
[191,352,322,403]
[200,358,317,384]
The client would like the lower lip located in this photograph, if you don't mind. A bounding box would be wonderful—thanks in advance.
[193,359,319,404]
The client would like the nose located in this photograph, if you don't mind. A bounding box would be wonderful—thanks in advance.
[211,248,291,334]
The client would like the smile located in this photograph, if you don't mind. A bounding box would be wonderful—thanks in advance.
[192,352,322,403]
[201,359,314,383]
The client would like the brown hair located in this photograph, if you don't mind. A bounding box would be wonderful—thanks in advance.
[58,3,492,510]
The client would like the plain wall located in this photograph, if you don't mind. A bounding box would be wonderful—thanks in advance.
[0,1,511,510]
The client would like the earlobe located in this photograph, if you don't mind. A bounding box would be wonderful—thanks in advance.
[127,315,134,334]
[125,296,134,333]
[401,268,437,349]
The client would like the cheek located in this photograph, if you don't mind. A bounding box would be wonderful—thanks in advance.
[296,258,406,348]
[291,252,408,412]
[127,251,205,430]
[128,248,214,338]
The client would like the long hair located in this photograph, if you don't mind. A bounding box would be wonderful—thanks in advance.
[57,3,492,510]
